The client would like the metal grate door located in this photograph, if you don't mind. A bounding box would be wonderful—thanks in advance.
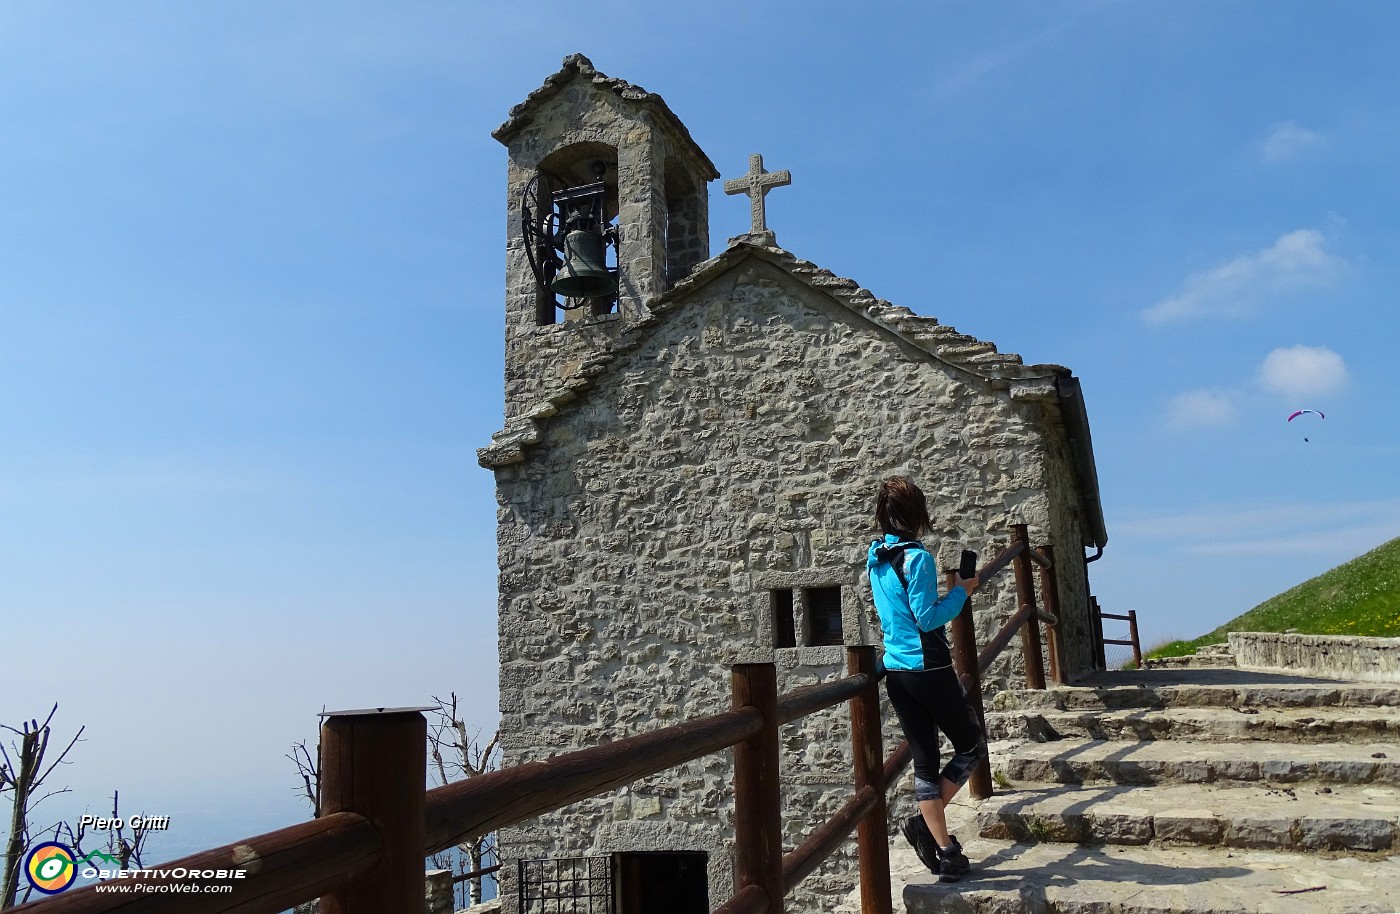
[518,855,613,914]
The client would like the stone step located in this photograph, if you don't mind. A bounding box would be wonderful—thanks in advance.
[995,680,1400,714]
[985,705,1400,744]
[974,782,1400,853]
[1142,653,1237,669]
[1003,739,1400,788]
[902,837,1400,914]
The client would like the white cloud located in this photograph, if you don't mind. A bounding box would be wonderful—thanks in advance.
[1182,524,1399,557]
[1115,499,1400,539]
[1114,499,1400,559]
[1260,121,1325,162]
[1143,229,1340,324]
[1257,345,1348,400]
[932,14,1083,96]
[1166,389,1235,429]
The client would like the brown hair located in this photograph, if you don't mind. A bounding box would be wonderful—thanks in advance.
[875,476,931,539]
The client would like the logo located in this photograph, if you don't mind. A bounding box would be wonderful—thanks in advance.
[24,843,76,895]
[22,843,120,895]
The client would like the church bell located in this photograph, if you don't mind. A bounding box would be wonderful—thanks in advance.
[551,227,616,299]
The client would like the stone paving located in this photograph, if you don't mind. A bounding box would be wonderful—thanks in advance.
[842,667,1400,913]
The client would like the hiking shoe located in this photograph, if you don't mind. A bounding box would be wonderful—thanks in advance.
[937,835,972,882]
[900,814,939,874]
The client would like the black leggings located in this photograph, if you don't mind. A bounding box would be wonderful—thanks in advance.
[884,666,983,801]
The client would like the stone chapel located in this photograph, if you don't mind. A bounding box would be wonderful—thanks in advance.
[478,55,1108,914]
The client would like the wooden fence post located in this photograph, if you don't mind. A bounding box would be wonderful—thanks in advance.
[1036,544,1064,685]
[732,663,782,914]
[847,647,891,914]
[1011,525,1046,690]
[319,708,427,914]
[1091,596,1107,670]
[1128,609,1143,670]
[947,570,992,801]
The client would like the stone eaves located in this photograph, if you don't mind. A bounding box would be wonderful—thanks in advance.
[493,54,720,181]
[478,240,1071,469]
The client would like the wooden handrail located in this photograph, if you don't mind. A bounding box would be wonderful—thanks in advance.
[976,602,1037,675]
[11,812,381,914]
[713,884,770,914]
[19,675,889,914]
[882,740,912,785]
[425,705,764,855]
[777,672,874,726]
[974,539,1025,584]
[782,785,878,891]
[450,863,501,884]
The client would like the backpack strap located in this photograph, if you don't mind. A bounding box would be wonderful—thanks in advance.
[890,548,908,590]
[874,540,923,591]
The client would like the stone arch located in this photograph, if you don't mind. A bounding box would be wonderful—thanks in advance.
[532,142,622,323]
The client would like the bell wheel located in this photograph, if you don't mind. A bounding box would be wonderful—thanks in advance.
[521,172,564,291]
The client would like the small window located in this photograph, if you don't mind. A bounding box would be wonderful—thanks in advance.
[772,589,796,648]
[805,587,843,646]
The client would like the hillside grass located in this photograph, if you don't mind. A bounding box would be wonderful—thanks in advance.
[1147,534,1400,660]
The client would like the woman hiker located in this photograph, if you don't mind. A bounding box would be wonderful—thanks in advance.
[867,475,985,882]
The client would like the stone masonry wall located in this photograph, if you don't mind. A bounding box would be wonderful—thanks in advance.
[1231,631,1400,683]
[493,257,1062,913]
[663,161,709,286]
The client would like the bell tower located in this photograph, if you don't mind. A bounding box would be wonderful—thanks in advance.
[493,54,719,420]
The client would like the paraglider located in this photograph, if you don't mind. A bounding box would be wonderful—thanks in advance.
[1287,408,1324,442]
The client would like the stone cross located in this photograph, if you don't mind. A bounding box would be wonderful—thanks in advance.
[724,154,791,241]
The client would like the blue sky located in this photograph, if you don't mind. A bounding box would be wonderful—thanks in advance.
[4,1,1399,856]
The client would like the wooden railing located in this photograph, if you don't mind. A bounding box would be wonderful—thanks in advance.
[15,525,1068,914]
[1092,597,1143,669]
[947,523,1061,799]
[13,651,895,914]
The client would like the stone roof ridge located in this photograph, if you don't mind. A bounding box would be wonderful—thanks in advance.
[493,54,719,180]
[724,244,1044,379]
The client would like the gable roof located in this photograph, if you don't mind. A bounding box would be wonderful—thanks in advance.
[481,239,1068,465]
[480,238,1107,548]
[682,244,1063,380]
[493,54,720,181]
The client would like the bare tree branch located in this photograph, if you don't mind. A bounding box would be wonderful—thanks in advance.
[103,790,151,871]
[26,786,72,809]
[3,706,75,908]
[427,693,501,906]
[286,740,320,817]
[34,725,84,789]
[2,707,155,910]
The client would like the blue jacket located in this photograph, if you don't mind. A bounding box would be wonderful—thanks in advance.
[867,534,968,671]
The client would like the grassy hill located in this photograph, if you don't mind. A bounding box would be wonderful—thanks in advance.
[1148,534,1400,659]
